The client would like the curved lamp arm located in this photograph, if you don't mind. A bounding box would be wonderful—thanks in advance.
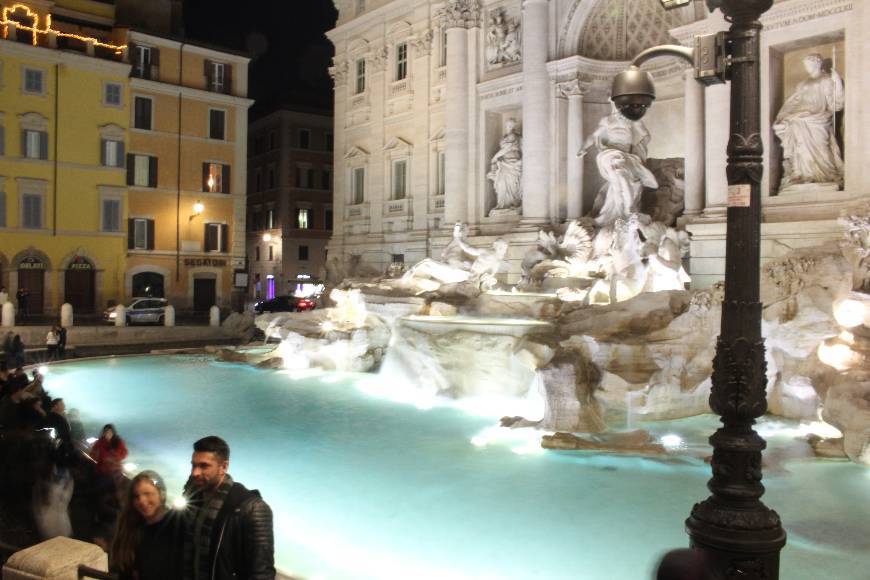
[631,44,695,68]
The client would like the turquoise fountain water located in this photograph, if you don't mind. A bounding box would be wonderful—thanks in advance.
[44,355,870,579]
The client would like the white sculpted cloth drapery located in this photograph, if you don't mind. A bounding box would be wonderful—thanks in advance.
[487,130,523,210]
[773,72,844,190]
[587,111,658,226]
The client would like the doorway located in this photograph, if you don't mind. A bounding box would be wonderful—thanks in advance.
[17,268,45,315]
[65,264,96,313]
[193,278,217,312]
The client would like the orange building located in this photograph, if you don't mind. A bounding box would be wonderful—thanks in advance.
[124,30,252,312]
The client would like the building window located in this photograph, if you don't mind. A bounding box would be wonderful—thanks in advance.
[21,193,43,229]
[298,245,309,261]
[298,129,311,149]
[437,151,446,195]
[391,254,404,264]
[23,67,44,95]
[23,130,48,159]
[267,209,274,229]
[322,169,332,190]
[297,208,310,230]
[104,82,122,107]
[0,124,5,156]
[102,139,124,167]
[268,246,274,261]
[355,59,366,94]
[203,163,230,193]
[255,246,260,261]
[296,166,312,189]
[134,97,152,130]
[209,109,226,140]
[396,42,408,81]
[441,28,448,67]
[325,209,333,231]
[132,45,157,79]
[326,133,334,151]
[352,167,365,204]
[102,197,121,232]
[205,61,230,94]
[268,166,275,189]
[204,222,228,252]
[392,159,407,200]
[0,191,6,227]
[129,218,154,250]
[128,154,158,187]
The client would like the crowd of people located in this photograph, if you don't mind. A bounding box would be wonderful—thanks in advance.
[0,365,276,580]
[0,286,32,319]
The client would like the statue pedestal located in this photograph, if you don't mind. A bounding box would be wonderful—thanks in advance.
[488,207,521,219]
[778,182,840,196]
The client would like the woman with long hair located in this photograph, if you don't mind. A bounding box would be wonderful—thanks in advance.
[112,470,183,580]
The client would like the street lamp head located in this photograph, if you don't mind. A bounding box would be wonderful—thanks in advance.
[193,201,205,215]
[610,65,656,121]
[262,233,272,242]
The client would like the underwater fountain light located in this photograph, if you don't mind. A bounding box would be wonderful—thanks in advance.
[38,365,49,375]
[660,434,685,450]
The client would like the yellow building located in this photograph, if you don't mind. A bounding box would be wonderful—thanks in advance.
[0,0,130,315]
[0,0,252,315]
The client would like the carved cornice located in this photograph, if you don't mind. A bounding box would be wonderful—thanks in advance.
[411,30,434,56]
[329,58,349,86]
[440,0,481,30]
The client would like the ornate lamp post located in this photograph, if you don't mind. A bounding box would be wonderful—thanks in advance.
[610,1,787,577]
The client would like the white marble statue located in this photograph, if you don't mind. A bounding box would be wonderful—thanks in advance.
[640,222,691,293]
[487,118,523,212]
[485,8,521,66]
[580,105,658,226]
[401,235,509,293]
[773,53,844,193]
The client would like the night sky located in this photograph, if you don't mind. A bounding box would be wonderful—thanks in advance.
[182,0,338,117]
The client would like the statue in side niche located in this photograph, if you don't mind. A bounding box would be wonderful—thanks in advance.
[487,118,523,212]
[580,104,658,227]
[773,53,845,193]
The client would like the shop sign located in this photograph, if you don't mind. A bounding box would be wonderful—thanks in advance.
[68,256,94,270]
[184,258,227,267]
[19,257,46,270]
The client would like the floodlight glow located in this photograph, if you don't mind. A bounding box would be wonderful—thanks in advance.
[817,341,857,371]
[123,462,138,474]
[833,298,867,328]
[263,233,272,242]
[38,365,49,375]
[172,497,188,509]
[86,437,98,444]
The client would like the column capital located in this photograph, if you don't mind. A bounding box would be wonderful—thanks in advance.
[440,0,481,30]
[557,78,590,99]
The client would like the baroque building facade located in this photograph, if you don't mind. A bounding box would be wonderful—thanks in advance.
[247,107,334,300]
[326,0,870,286]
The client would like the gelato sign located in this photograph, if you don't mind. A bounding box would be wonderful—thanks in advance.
[19,257,45,270]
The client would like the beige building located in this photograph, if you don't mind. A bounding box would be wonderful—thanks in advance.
[247,107,333,300]
[124,30,253,312]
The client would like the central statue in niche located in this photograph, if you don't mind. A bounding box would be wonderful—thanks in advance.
[773,52,845,193]
[487,118,523,213]
[580,104,658,226]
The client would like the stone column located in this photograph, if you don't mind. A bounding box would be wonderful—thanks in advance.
[443,2,479,226]
[521,0,551,224]
[560,80,586,220]
[684,69,706,216]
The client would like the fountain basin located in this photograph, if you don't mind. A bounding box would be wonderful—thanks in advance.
[42,356,870,580]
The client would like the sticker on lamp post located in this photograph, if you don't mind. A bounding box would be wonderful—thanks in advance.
[728,183,751,207]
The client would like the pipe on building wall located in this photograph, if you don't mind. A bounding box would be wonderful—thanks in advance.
[53,63,60,236]
[176,43,185,281]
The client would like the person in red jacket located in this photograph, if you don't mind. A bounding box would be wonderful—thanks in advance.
[90,424,128,478]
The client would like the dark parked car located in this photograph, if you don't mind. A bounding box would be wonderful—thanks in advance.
[253,296,316,314]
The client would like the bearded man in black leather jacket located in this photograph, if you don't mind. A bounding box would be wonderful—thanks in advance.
[184,436,275,580]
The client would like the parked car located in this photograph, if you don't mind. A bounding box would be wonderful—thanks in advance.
[103,298,169,325]
[253,296,316,314]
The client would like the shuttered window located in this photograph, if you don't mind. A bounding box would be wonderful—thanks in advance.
[21,193,42,229]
